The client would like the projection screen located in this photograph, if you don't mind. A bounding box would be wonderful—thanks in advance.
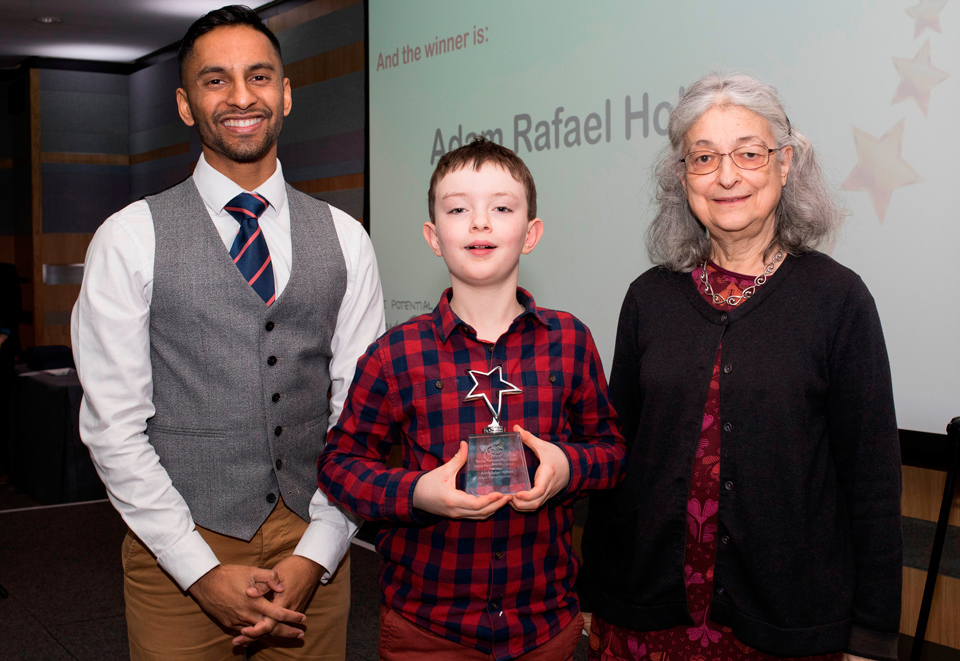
[368,0,960,434]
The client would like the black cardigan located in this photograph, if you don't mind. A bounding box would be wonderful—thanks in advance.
[580,251,902,660]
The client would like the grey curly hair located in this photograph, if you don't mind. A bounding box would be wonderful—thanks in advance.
[646,73,845,272]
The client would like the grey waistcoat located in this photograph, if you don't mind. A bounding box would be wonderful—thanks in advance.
[145,178,347,540]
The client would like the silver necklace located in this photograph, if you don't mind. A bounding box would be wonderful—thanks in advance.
[700,250,783,306]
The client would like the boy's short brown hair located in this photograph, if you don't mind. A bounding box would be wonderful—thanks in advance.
[427,137,537,223]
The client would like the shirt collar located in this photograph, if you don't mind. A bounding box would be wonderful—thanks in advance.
[433,287,549,343]
[192,152,288,216]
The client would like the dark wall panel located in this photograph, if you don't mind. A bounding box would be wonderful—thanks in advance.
[40,70,129,155]
[3,72,33,237]
[284,157,365,186]
[312,188,363,220]
[278,4,363,63]
[42,165,130,233]
[39,69,128,95]
[279,128,363,170]
[128,57,181,138]
[129,122,190,157]
[0,170,28,235]
[41,91,129,154]
[0,80,12,160]
[129,150,197,201]
[281,71,364,145]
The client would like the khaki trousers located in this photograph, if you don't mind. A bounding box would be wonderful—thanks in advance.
[122,501,350,660]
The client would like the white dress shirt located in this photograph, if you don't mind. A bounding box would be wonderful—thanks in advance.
[71,154,384,590]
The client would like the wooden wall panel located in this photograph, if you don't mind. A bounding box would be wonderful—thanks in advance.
[293,173,364,195]
[267,0,361,32]
[44,284,81,314]
[42,324,71,348]
[285,42,365,89]
[41,153,128,166]
[903,466,960,526]
[42,233,93,266]
[902,567,960,648]
[15,235,34,306]
[130,142,190,165]
[0,237,15,264]
[37,234,93,348]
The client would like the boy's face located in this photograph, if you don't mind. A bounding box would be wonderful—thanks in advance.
[424,162,542,292]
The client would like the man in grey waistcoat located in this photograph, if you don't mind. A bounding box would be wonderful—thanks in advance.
[71,6,384,659]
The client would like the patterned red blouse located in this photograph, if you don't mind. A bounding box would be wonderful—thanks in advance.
[588,262,843,661]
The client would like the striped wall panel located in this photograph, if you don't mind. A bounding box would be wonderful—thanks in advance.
[275,1,363,63]
[39,70,129,155]
[17,0,369,347]
[39,69,130,234]
[128,57,180,139]
[128,56,190,200]
[271,0,366,224]
[266,0,362,33]
[128,146,197,201]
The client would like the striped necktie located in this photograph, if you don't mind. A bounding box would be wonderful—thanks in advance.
[224,192,276,306]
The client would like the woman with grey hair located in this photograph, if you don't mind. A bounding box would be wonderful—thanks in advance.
[580,74,902,661]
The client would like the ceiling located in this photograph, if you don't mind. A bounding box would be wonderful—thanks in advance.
[0,0,271,70]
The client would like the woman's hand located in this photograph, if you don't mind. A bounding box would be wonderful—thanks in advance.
[412,441,511,519]
[510,425,571,511]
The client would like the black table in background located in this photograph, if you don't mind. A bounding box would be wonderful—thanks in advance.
[10,369,105,505]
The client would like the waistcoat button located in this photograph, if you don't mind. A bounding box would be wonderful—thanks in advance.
[275,426,283,436]
[266,493,277,504]
[272,392,281,402]
[267,356,278,366]
[265,321,275,331]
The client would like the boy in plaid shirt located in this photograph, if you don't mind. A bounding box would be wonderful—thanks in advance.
[319,138,624,660]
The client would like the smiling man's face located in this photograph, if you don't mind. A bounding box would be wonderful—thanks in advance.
[176,25,291,172]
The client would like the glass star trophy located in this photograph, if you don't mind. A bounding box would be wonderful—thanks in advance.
[462,366,531,496]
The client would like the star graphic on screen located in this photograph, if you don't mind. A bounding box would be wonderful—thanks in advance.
[464,366,522,423]
[841,119,922,223]
[892,40,949,115]
[906,0,947,38]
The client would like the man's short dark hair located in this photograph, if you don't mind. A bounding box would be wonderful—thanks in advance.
[178,5,283,85]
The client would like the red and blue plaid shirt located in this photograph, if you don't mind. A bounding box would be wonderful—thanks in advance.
[319,288,625,660]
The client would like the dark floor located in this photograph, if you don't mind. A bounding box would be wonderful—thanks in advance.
[0,488,588,660]
[0,484,953,661]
